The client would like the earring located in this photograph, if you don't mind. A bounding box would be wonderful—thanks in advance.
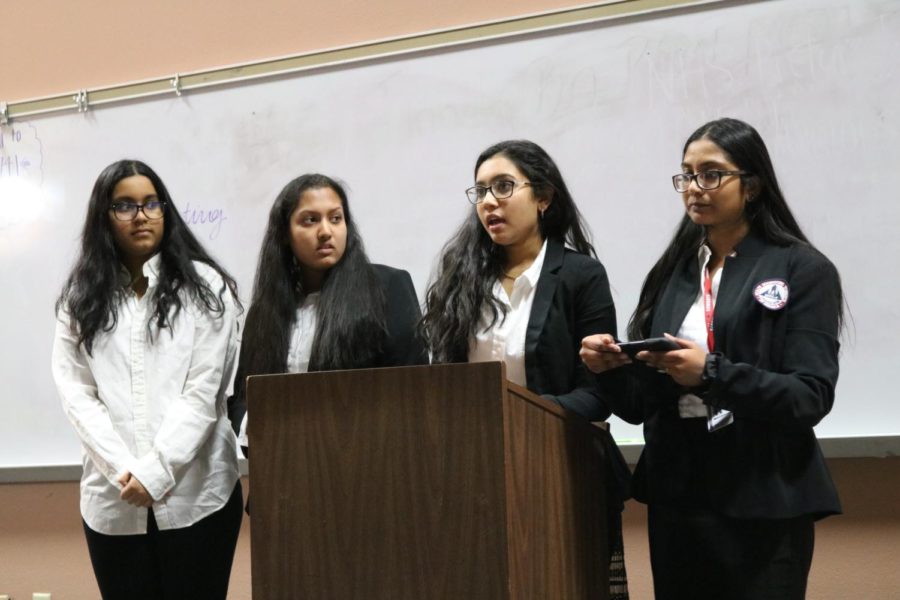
[539,207,546,220]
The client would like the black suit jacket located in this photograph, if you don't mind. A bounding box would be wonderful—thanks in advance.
[227,264,428,436]
[523,239,619,421]
[599,235,842,519]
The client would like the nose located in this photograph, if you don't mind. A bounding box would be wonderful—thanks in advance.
[481,189,500,208]
[686,175,703,194]
[317,220,332,239]
[133,207,149,223]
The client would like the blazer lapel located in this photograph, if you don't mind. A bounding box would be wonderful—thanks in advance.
[652,255,698,337]
[525,239,563,368]
[712,234,766,350]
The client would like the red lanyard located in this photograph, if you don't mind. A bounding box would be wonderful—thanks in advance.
[703,268,715,352]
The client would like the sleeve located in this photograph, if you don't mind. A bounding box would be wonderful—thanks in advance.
[594,361,681,425]
[129,285,240,500]
[702,250,841,428]
[380,268,430,367]
[549,260,619,421]
[52,310,137,488]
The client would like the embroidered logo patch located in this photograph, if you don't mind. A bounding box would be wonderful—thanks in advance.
[753,279,789,310]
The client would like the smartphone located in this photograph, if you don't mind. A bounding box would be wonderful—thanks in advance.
[617,337,679,357]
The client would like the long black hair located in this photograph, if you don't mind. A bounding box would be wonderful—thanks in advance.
[236,174,386,381]
[628,117,842,339]
[422,139,595,363]
[56,159,240,354]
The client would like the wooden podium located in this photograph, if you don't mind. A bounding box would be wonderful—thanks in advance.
[247,362,609,599]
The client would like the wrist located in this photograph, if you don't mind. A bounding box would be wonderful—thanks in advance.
[702,352,721,384]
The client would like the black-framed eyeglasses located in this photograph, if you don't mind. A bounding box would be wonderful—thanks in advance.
[672,170,747,192]
[109,200,167,221]
[465,180,532,204]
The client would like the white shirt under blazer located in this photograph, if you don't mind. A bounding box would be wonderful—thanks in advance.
[469,240,547,387]
[52,255,240,535]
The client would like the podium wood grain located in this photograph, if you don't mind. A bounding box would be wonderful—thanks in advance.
[248,362,607,599]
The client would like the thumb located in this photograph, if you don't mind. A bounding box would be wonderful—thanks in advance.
[664,332,695,349]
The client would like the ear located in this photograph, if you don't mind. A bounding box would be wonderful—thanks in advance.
[537,189,553,213]
[743,175,761,202]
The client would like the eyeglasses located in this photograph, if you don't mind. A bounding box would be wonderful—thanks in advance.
[465,180,532,204]
[109,200,166,221]
[672,170,747,192]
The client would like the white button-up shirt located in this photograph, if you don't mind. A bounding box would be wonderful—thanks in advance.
[676,244,733,429]
[52,255,240,535]
[469,241,547,387]
[237,292,318,446]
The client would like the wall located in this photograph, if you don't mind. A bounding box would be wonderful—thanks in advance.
[2,460,899,598]
[6,0,596,101]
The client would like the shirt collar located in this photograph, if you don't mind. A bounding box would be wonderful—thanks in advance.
[118,253,162,289]
[697,241,738,269]
[520,239,548,289]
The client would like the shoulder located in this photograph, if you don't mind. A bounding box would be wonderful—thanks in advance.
[558,248,609,281]
[371,263,415,288]
[758,241,839,280]
[788,243,836,270]
[189,260,238,309]
[191,260,223,283]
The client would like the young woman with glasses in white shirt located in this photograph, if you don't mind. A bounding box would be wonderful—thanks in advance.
[421,140,630,600]
[228,173,428,454]
[52,160,244,599]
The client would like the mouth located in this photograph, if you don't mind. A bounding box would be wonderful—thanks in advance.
[316,243,335,255]
[485,214,505,231]
[131,229,154,237]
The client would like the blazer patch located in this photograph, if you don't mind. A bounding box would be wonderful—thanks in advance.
[753,279,789,310]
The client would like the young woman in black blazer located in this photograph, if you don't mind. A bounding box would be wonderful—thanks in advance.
[581,118,844,599]
[422,140,629,599]
[228,174,427,449]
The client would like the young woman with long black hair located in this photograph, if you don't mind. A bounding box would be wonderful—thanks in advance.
[581,118,844,599]
[52,160,243,599]
[228,174,427,450]
[421,140,629,599]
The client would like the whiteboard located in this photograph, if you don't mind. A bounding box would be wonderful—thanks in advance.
[1,0,898,469]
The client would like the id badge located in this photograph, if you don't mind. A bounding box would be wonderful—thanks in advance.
[707,407,734,431]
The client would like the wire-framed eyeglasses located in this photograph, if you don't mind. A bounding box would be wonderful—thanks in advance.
[465,180,532,204]
[109,200,167,221]
[672,170,747,193]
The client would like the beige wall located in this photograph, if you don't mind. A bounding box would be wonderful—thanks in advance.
[2,460,899,598]
[6,0,586,101]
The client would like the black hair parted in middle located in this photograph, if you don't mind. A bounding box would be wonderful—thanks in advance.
[56,159,240,354]
[627,117,843,340]
[421,139,595,363]
[236,173,387,382]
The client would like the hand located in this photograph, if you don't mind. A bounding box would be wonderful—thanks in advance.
[634,333,706,388]
[118,471,154,508]
[580,334,632,373]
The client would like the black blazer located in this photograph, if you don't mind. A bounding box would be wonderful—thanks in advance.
[519,239,630,506]
[227,264,428,435]
[599,234,842,519]
[523,239,619,421]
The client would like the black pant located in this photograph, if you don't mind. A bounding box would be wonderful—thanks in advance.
[648,504,815,600]
[83,480,243,600]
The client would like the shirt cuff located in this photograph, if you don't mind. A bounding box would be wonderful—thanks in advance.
[129,452,176,501]
[238,412,249,447]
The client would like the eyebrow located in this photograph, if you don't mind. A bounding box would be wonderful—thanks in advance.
[297,207,344,215]
[111,194,158,203]
[475,173,517,185]
[681,160,730,170]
